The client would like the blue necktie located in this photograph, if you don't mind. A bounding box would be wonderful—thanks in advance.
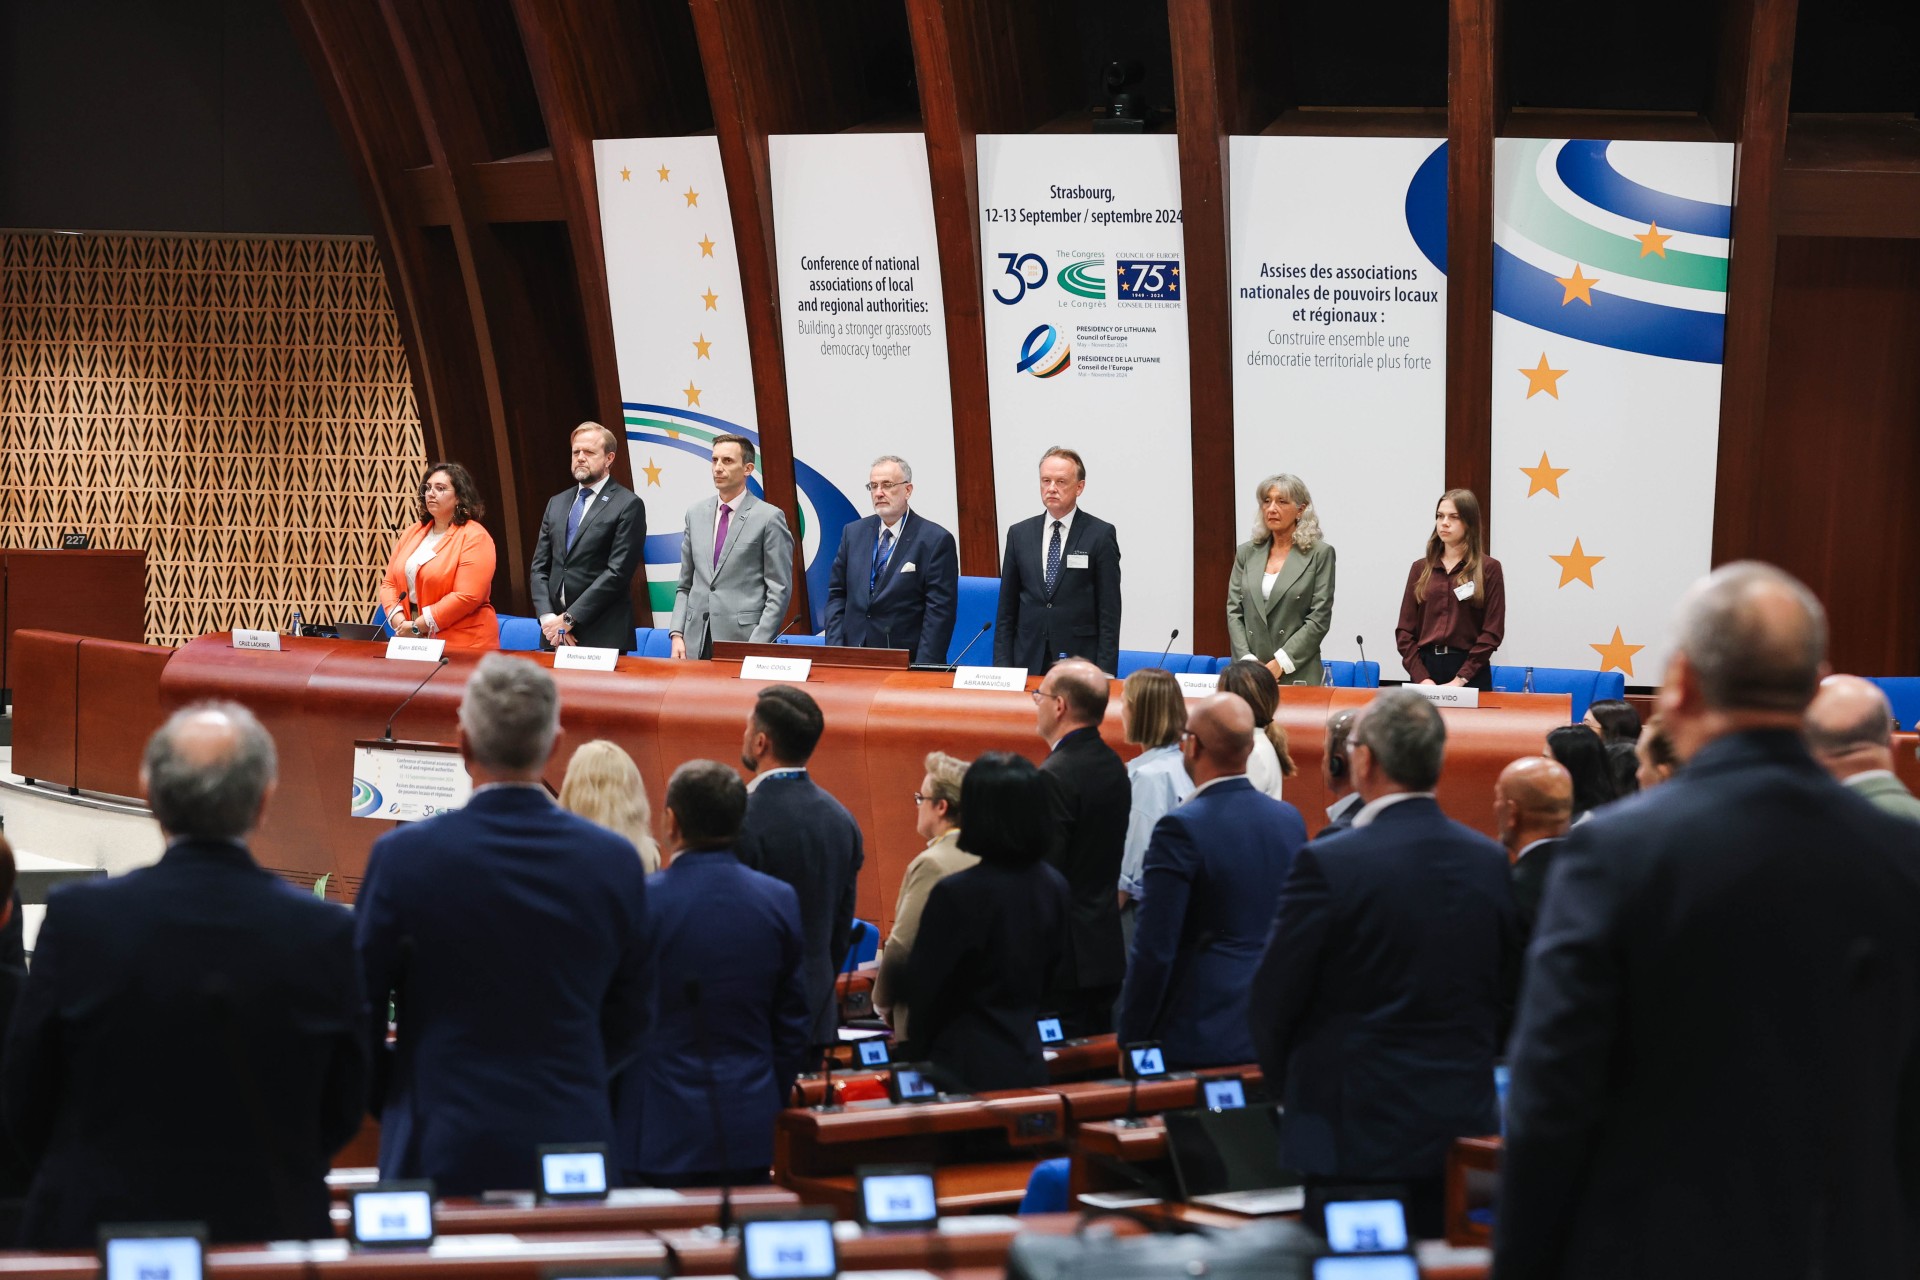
[565,486,591,549]
[1044,520,1063,595]
[870,527,896,592]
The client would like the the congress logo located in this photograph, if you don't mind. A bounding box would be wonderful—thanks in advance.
[350,777,382,818]
[1056,258,1105,300]
[1016,324,1071,378]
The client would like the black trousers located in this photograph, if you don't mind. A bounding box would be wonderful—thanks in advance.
[1418,647,1491,691]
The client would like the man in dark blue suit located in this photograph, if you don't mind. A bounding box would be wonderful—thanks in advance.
[356,656,651,1195]
[3,703,366,1246]
[735,685,864,1051]
[994,446,1122,675]
[1498,564,1920,1280]
[824,454,958,664]
[1250,689,1519,1236]
[1118,694,1305,1067]
[616,760,810,1186]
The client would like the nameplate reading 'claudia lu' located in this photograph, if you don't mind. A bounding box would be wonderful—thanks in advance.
[1176,673,1221,698]
[739,655,812,682]
[951,666,1028,693]
[551,646,620,672]
[1407,684,1481,710]
[385,637,446,663]
[231,629,281,652]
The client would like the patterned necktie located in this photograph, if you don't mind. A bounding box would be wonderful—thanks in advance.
[1044,520,1063,595]
[870,527,896,592]
[565,486,591,549]
[712,502,732,569]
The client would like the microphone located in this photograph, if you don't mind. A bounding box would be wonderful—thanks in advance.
[1355,634,1368,682]
[776,611,806,639]
[1155,628,1179,669]
[382,656,450,741]
[945,620,992,671]
[685,979,734,1236]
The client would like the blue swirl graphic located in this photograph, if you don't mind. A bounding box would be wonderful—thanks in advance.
[351,778,383,818]
[1554,141,1731,239]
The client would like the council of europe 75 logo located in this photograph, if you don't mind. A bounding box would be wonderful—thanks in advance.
[1116,259,1181,301]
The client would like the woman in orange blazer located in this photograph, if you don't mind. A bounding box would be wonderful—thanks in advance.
[378,461,500,650]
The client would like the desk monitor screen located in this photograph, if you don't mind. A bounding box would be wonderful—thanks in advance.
[856,1163,939,1228]
[1200,1074,1246,1110]
[1311,1256,1420,1280]
[739,1214,838,1280]
[1037,1015,1065,1044]
[349,1183,435,1247]
[856,1038,891,1068]
[1321,1196,1411,1253]
[888,1063,939,1103]
[1123,1041,1168,1080]
[1164,1106,1291,1200]
[100,1225,205,1280]
[538,1143,610,1201]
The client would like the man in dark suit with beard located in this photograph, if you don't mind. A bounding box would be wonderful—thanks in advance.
[994,447,1122,675]
[824,454,958,664]
[529,421,648,651]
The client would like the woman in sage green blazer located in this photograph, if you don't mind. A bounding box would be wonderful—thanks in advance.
[1225,473,1336,686]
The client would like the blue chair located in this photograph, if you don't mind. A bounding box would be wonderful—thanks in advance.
[1116,651,1226,677]
[947,576,1000,664]
[777,633,826,646]
[842,917,879,969]
[1019,1158,1073,1214]
[1866,678,1920,731]
[1324,660,1382,688]
[629,627,675,658]
[497,614,543,651]
[1489,665,1626,724]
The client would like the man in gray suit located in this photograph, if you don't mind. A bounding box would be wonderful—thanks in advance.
[1806,674,1920,821]
[669,433,795,659]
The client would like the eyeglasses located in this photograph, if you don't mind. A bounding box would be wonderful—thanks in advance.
[865,480,906,493]
[1031,688,1062,704]
[911,792,927,805]
[1180,728,1208,752]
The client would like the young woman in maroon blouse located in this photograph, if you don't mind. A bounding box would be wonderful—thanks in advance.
[1395,488,1505,690]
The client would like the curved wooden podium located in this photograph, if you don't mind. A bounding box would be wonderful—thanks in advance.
[157,635,1572,922]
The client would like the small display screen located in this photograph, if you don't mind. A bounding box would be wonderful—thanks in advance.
[1201,1077,1246,1110]
[103,1236,203,1280]
[1037,1016,1065,1044]
[351,1187,434,1246]
[1127,1043,1167,1078]
[860,1170,938,1227]
[540,1149,609,1199]
[857,1039,891,1067]
[740,1218,837,1280]
[1312,1256,1420,1280]
[892,1067,937,1101]
[1324,1198,1411,1253]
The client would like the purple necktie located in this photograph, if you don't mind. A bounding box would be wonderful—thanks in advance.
[712,502,732,569]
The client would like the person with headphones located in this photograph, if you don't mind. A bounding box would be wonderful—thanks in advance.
[1317,707,1362,837]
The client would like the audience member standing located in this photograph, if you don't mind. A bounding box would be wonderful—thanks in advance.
[1317,708,1362,837]
[1217,659,1294,800]
[1116,668,1193,937]
[1033,658,1131,1037]
[735,685,865,1051]
[873,752,978,1040]
[1118,694,1305,1068]
[1636,716,1679,789]
[1495,756,1574,941]
[1805,674,1920,821]
[0,837,23,1213]
[1545,724,1617,821]
[616,762,808,1187]
[1498,563,1920,1279]
[357,657,651,1195]
[559,739,662,872]
[4,704,366,1245]
[1250,690,1519,1237]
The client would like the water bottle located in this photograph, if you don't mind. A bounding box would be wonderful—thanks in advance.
[1522,666,1535,695]
[1321,664,1334,687]
[289,608,303,638]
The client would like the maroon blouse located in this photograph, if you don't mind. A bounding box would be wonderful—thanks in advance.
[1394,556,1506,682]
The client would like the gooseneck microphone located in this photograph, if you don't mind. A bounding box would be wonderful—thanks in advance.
[685,979,735,1236]
[945,620,992,671]
[1355,634,1368,680]
[382,656,450,741]
[1155,628,1180,669]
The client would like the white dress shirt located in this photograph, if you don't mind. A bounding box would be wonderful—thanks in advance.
[1039,507,1077,568]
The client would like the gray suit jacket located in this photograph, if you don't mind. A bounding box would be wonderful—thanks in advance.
[1847,772,1920,823]
[669,489,794,654]
[1225,537,1336,686]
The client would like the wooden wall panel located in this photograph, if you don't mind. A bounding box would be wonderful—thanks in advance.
[1444,0,1499,521]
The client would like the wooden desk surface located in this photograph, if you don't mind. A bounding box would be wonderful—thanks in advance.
[324,1185,800,1235]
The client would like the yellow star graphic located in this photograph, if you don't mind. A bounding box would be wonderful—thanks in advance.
[700,287,719,311]
[684,187,700,207]
[698,234,716,258]
[1520,353,1568,399]
[656,164,670,183]
[1550,538,1605,589]
[1636,222,1672,258]
[692,333,712,359]
[683,381,702,407]
[1591,627,1645,677]
[1520,452,1570,498]
[619,166,631,182]
[1555,263,1598,306]
[642,457,663,487]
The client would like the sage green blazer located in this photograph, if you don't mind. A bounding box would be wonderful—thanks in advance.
[1225,538,1336,686]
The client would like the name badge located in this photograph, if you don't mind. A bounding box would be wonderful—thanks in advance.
[1453,581,1474,601]
[741,654,812,682]
[385,637,446,662]
[231,629,281,651]
[1176,672,1221,698]
[552,645,620,672]
[952,665,1027,692]
[1067,553,1090,569]
[1408,684,1480,709]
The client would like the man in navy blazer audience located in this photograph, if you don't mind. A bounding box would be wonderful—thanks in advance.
[528,421,648,651]
[1118,694,1305,1067]
[356,656,651,1195]
[1498,564,1920,1280]
[824,454,957,663]
[1250,689,1519,1237]
[616,760,809,1186]
[4,703,366,1246]
[735,685,865,1051]
[994,446,1122,674]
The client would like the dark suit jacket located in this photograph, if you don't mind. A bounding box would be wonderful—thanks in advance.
[356,787,651,1195]
[1508,835,1566,942]
[1315,793,1363,841]
[1250,797,1520,1181]
[1038,727,1133,995]
[736,772,865,1047]
[824,511,958,664]
[905,860,1070,1092]
[2,841,366,1246]
[993,510,1122,674]
[528,479,648,651]
[1118,777,1306,1068]
[614,849,810,1181]
[1497,731,1920,1280]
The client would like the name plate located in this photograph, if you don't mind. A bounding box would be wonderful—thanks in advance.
[231,629,282,652]
[1409,684,1481,709]
[385,636,447,662]
[740,654,812,682]
[952,665,1028,692]
[1176,672,1221,698]
[552,645,620,672]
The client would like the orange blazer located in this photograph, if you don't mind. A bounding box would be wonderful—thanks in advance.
[378,520,500,650]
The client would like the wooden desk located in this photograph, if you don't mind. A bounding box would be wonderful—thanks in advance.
[324,1185,800,1236]
[797,1035,1124,1105]
[1445,1134,1503,1247]
[1,549,146,692]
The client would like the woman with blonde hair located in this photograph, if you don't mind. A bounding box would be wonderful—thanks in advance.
[1395,488,1505,690]
[1226,473,1336,686]
[1117,668,1194,925]
[558,740,661,872]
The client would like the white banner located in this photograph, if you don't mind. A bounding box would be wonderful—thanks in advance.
[977,135,1193,653]
[1489,139,1732,685]
[1229,137,1449,680]
[770,134,957,627]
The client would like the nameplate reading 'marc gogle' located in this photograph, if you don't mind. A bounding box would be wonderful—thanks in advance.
[1407,683,1481,709]
[740,655,813,682]
[951,665,1028,692]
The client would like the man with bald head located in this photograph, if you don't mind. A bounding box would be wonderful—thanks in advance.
[1495,755,1574,937]
[1117,694,1305,1066]
[1806,674,1920,821]
[1499,563,1920,1280]
[1034,657,1131,1036]
[3,703,367,1246]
